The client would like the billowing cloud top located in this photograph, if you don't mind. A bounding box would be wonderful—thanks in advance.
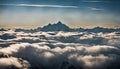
[0,30,120,69]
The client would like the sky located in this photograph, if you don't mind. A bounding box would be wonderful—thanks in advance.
[0,0,120,29]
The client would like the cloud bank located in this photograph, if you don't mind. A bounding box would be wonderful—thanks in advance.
[0,30,120,69]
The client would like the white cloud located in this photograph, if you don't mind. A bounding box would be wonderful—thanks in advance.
[0,57,30,69]
[0,31,120,69]
[88,7,104,11]
[0,4,78,8]
[82,0,110,3]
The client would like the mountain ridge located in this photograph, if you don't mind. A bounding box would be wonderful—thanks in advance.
[36,21,72,31]
[7,21,120,32]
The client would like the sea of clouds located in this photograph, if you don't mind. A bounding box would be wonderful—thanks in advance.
[0,30,120,69]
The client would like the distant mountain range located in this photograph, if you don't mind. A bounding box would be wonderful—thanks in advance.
[35,21,72,31]
[2,21,119,32]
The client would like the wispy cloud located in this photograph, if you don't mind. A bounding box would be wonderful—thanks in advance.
[82,0,110,3]
[0,4,78,8]
[88,7,104,11]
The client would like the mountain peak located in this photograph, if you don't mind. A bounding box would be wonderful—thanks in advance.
[39,21,71,31]
[57,21,63,24]
[54,21,66,26]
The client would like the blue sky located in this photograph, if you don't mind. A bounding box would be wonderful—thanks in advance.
[0,0,120,29]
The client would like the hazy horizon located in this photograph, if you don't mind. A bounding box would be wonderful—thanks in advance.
[0,21,120,30]
[0,0,120,29]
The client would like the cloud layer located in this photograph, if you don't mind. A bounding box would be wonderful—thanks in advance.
[0,30,120,69]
